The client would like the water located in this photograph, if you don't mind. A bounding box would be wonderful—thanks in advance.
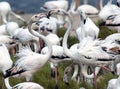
[0,0,117,13]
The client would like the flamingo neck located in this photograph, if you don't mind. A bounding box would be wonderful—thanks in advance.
[4,78,12,89]
[62,14,73,57]
[28,20,52,61]
[69,0,79,14]
[69,0,76,13]
[99,0,103,10]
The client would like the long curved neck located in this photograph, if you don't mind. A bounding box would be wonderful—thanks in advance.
[28,20,52,60]
[4,78,12,89]
[62,14,73,57]
[80,64,101,79]
[69,0,76,13]
[98,0,103,10]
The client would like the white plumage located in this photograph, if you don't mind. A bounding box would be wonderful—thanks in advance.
[69,0,99,15]
[39,17,58,34]
[41,0,68,28]
[0,44,13,89]
[5,21,19,36]
[0,1,25,23]
[41,0,68,12]
[76,10,99,42]
[4,14,52,82]
[13,28,39,44]
[107,75,120,89]
[12,82,44,89]
[99,0,119,21]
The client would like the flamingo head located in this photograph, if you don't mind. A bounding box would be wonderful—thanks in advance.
[47,9,68,18]
[30,13,47,23]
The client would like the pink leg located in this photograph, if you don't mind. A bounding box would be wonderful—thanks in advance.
[93,70,97,89]
[54,66,59,89]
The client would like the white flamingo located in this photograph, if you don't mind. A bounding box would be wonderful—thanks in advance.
[12,82,44,89]
[0,35,17,49]
[0,1,26,23]
[5,21,19,36]
[41,0,68,28]
[4,13,52,82]
[5,81,44,89]
[39,16,70,88]
[99,14,120,33]
[47,9,120,87]
[0,44,13,89]
[63,9,100,84]
[98,0,119,21]
[76,10,99,42]
[69,0,99,16]
[38,17,58,34]
[107,75,120,89]
[0,21,19,36]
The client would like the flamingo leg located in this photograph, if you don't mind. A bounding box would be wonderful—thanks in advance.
[1,77,4,89]
[54,66,58,89]
[93,70,97,89]
[91,67,97,89]
[101,65,111,72]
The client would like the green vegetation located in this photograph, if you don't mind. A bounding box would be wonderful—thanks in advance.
[0,21,118,89]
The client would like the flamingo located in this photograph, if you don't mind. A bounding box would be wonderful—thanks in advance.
[0,35,17,49]
[41,0,69,28]
[0,44,13,89]
[98,0,119,21]
[99,14,120,33]
[63,10,100,84]
[7,82,44,89]
[38,17,58,34]
[69,0,99,16]
[5,21,19,36]
[0,21,19,37]
[47,9,120,89]
[0,1,26,23]
[4,13,52,83]
[76,10,99,42]
[39,17,71,88]
[107,75,120,89]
